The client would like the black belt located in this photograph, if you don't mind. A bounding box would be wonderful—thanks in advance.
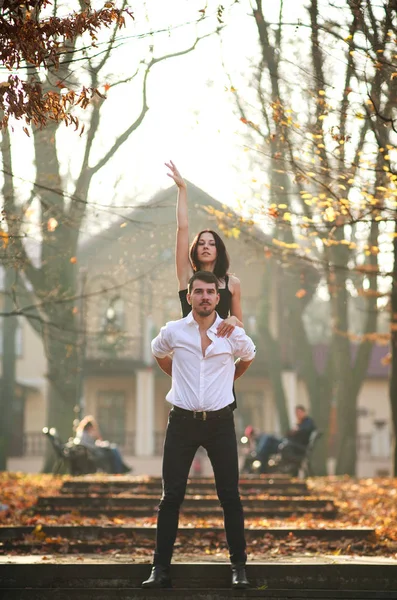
[171,404,233,421]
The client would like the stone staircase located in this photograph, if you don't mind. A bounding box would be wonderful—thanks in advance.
[1,475,392,599]
[32,475,338,518]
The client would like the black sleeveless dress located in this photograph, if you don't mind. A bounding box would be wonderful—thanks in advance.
[178,275,237,409]
[178,275,232,318]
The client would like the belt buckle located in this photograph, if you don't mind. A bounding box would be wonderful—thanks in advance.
[194,411,207,421]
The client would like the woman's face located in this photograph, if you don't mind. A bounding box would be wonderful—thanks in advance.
[197,232,217,265]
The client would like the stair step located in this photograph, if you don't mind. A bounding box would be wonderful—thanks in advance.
[1,588,395,599]
[60,484,308,496]
[36,496,331,509]
[0,525,372,542]
[1,562,396,594]
[61,480,306,495]
[32,506,338,518]
[0,525,373,553]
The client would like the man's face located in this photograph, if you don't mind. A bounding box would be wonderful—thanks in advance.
[187,279,219,317]
[295,408,306,423]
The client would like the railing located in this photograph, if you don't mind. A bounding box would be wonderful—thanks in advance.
[24,432,47,456]
[120,433,136,455]
[23,431,163,457]
[85,333,142,361]
[24,431,393,460]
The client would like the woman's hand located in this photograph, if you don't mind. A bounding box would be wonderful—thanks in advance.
[217,316,239,338]
[166,160,186,189]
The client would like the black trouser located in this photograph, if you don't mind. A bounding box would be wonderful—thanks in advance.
[153,406,247,567]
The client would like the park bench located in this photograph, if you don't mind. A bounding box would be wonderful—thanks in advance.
[42,427,97,475]
[268,429,323,478]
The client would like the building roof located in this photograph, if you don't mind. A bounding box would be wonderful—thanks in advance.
[309,343,390,379]
[78,180,272,255]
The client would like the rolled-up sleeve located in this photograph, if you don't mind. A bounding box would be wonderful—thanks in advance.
[151,324,173,358]
[232,328,256,361]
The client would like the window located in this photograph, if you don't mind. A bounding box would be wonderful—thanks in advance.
[99,295,125,330]
[97,391,126,446]
[98,296,126,355]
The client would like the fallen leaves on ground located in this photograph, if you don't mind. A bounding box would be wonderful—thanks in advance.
[1,473,397,558]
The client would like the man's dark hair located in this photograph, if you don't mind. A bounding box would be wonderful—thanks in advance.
[188,270,219,294]
[295,405,306,412]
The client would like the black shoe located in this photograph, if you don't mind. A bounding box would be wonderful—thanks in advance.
[231,563,250,589]
[142,565,172,588]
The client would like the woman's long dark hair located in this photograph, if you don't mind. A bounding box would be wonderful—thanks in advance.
[189,229,230,279]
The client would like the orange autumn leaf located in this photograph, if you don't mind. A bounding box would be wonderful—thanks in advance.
[70,256,77,264]
[268,207,279,218]
[0,230,9,248]
[295,289,307,299]
[47,218,58,232]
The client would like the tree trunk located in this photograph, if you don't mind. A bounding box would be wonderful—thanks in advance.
[306,377,332,475]
[41,278,80,471]
[0,126,18,471]
[41,327,80,472]
[258,267,290,433]
[333,247,356,475]
[390,233,397,476]
[0,268,18,470]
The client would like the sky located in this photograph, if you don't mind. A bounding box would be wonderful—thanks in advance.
[2,0,306,236]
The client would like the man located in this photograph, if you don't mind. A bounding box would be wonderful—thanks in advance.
[255,405,316,473]
[142,271,256,590]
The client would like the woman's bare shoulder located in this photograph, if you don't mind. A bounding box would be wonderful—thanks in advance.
[227,273,241,291]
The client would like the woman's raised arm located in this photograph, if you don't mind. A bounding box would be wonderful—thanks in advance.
[166,160,192,290]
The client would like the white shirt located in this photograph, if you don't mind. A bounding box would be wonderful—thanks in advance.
[151,312,256,412]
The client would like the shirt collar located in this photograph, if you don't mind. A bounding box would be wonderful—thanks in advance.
[186,311,222,332]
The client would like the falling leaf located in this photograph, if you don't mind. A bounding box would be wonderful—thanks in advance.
[0,231,9,248]
[47,218,58,232]
[268,207,279,218]
[381,353,391,366]
[324,207,336,222]
[295,289,307,299]
[70,256,77,264]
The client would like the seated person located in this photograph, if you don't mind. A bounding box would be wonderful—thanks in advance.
[75,415,131,474]
[253,405,316,473]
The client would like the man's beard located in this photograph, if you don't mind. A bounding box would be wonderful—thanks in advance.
[196,304,214,317]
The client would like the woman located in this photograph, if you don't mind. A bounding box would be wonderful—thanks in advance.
[166,160,243,337]
[75,415,131,474]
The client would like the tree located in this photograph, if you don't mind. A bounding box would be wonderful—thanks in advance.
[0,0,131,130]
[0,1,215,469]
[221,0,396,474]
[0,126,18,470]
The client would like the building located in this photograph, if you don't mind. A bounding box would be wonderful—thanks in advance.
[1,183,394,476]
